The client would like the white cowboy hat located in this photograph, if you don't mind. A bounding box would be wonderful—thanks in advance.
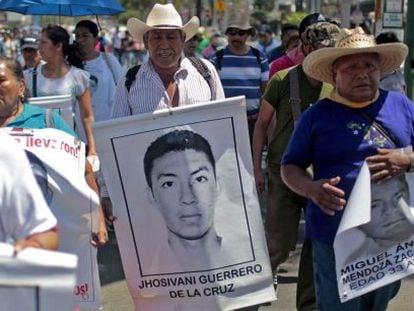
[127,3,200,42]
[303,27,408,85]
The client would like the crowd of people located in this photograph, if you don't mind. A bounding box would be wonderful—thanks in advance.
[1,2,414,310]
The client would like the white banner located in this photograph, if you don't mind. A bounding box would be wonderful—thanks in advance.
[94,96,275,310]
[0,243,77,311]
[334,162,414,302]
[6,128,102,309]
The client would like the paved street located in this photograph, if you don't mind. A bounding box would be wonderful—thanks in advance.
[98,226,414,310]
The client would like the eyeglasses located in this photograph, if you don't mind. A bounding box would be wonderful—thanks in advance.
[227,30,248,36]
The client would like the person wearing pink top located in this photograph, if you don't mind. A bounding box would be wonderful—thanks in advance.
[269,44,304,79]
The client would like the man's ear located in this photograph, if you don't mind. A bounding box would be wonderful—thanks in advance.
[332,67,337,85]
[215,176,222,196]
[143,33,149,50]
[145,186,156,205]
[19,79,27,100]
[56,41,64,53]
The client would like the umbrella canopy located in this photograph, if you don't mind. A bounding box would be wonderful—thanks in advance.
[0,0,125,16]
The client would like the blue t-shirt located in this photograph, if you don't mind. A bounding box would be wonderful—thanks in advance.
[210,47,269,114]
[7,104,77,137]
[282,89,414,245]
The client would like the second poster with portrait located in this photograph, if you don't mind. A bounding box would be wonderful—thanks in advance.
[94,96,275,310]
[334,162,414,302]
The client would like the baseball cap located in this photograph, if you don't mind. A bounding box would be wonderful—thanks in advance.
[21,36,39,50]
[302,22,340,47]
[258,24,272,36]
[299,13,326,36]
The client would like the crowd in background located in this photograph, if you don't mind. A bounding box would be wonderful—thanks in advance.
[0,4,412,310]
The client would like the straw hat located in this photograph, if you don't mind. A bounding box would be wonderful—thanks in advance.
[127,3,200,42]
[303,27,408,85]
[226,9,253,32]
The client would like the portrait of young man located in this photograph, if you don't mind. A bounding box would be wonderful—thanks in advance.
[111,123,255,275]
[361,176,414,250]
[143,129,222,271]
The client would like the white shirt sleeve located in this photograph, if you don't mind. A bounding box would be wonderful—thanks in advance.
[0,131,57,243]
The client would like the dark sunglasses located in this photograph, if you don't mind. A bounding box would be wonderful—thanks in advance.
[227,29,249,36]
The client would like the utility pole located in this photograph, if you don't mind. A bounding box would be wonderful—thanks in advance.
[308,0,321,13]
[196,0,202,18]
[341,0,351,28]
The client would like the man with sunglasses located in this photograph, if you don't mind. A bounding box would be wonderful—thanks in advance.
[210,12,269,144]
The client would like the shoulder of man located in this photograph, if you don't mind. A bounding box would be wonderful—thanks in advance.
[275,66,292,80]
[124,64,142,92]
[265,66,293,96]
[250,46,265,58]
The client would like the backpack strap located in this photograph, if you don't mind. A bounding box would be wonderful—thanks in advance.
[125,65,141,93]
[187,57,216,100]
[289,66,301,127]
[250,46,263,67]
[215,49,224,71]
[45,108,55,128]
[124,64,141,115]
[32,66,38,97]
[102,52,117,84]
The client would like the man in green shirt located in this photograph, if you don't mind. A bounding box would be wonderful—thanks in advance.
[252,20,339,310]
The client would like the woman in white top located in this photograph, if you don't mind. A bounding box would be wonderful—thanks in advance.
[24,24,97,157]
[0,131,58,252]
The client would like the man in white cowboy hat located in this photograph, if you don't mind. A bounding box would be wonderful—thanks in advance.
[210,9,269,143]
[110,3,224,118]
[281,26,411,310]
[253,18,340,310]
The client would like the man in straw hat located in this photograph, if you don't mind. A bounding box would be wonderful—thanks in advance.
[253,18,340,310]
[210,9,269,142]
[281,26,411,310]
[111,3,224,118]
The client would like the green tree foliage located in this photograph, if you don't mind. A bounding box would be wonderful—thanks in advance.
[254,0,275,12]
[283,11,308,25]
[118,0,164,24]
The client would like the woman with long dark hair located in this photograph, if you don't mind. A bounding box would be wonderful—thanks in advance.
[24,24,97,158]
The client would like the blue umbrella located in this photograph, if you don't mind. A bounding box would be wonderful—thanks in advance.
[0,0,125,16]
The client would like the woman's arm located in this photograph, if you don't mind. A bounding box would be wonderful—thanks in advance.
[14,228,59,252]
[77,88,97,156]
[85,161,108,247]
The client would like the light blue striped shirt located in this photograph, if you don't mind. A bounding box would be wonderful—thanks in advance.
[111,57,225,118]
[210,47,269,114]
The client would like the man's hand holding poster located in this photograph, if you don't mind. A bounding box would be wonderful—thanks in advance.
[94,96,276,310]
[5,128,102,309]
[334,161,414,302]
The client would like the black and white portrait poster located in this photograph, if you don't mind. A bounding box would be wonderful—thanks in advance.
[0,243,77,311]
[334,162,414,302]
[94,96,275,310]
[5,128,102,309]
